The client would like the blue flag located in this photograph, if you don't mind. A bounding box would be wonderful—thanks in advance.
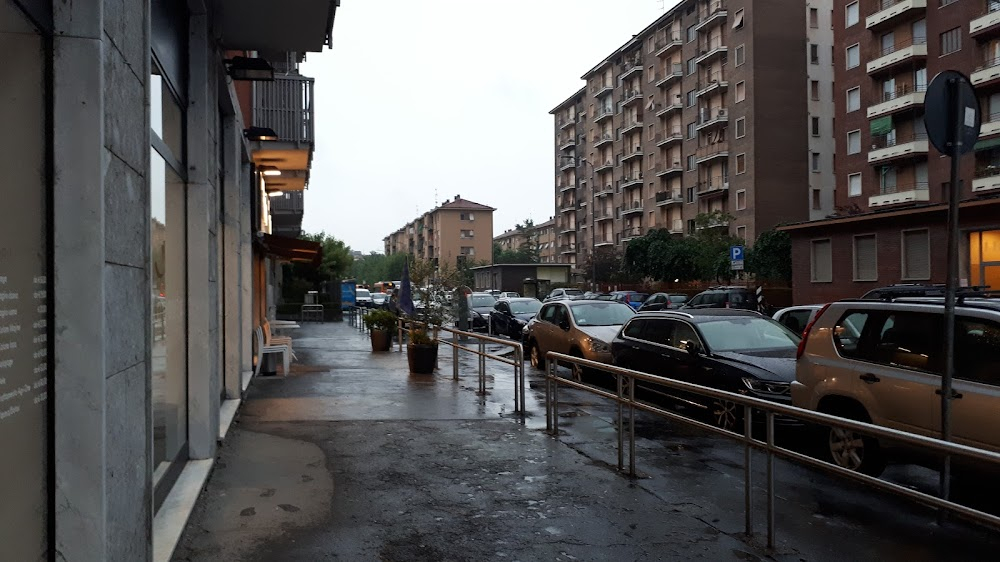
[399,260,415,316]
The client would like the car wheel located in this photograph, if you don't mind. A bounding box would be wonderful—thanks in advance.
[529,341,545,370]
[711,399,742,433]
[824,407,886,477]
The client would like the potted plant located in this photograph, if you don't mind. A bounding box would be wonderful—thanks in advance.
[363,309,398,352]
[402,259,459,374]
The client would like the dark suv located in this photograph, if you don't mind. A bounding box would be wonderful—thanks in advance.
[682,286,756,310]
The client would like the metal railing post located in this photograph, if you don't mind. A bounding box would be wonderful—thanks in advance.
[744,404,753,537]
[545,359,552,433]
[617,371,624,472]
[512,348,520,413]
[551,359,559,435]
[397,319,403,352]
[452,330,459,381]
[628,374,636,477]
[766,412,776,549]
[478,339,486,395]
[519,345,526,416]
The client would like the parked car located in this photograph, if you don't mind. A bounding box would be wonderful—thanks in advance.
[465,292,498,332]
[860,284,947,300]
[682,286,757,310]
[793,298,1000,476]
[486,289,502,298]
[498,291,520,299]
[772,304,825,336]
[356,288,374,308]
[610,291,649,310]
[637,293,689,312]
[489,297,542,339]
[525,299,636,380]
[544,288,584,302]
[371,292,390,307]
[611,310,800,431]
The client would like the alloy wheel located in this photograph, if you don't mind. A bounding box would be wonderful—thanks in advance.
[712,399,739,432]
[829,427,865,471]
[530,344,541,369]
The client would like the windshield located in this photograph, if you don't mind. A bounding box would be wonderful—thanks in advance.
[697,317,800,352]
[509,300,541,315]
[372,293,387,302]
[357,289,370,298]
[564,289,583,296]
[568,302,635,326]
[470,295,497,308]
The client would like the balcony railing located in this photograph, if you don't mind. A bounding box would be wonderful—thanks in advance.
[873,82,927,104]
[697,175,730,195]
[620,58,643,80]
[622,119,644,135]
[876,35,927,58]
[655,190,683,205]
[253,75,315,143]
[696,141,729,162]
[696,1,728,28]
[656,64,684,88]
[656,127,683,146]
[595,106,615,122]
[595,184,615,197]
[269,191,304,213]
[867,0,927,29]
[654,33,682,56]
[593,132,614,147]
[695,39,727,64]
[620,173,644,187]
[696,69,728,95]
[697,107,728,128]
[622,88,643,107]
[623,146,643,161]
[622,200,644,215]
[880,181,928,196]
[621,226,645,240]
[870,130,928,150]
[560,244,577,253]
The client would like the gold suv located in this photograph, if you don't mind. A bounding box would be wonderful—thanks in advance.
[526,299,636,380]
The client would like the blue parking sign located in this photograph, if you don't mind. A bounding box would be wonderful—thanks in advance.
[730,245,744,261]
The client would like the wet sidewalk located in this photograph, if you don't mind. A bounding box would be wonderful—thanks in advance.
[173,321,1000,561]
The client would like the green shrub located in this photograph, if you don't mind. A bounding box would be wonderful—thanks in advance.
[363,309,399,332]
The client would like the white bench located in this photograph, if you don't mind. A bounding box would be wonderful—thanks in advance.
[253,326,291,377]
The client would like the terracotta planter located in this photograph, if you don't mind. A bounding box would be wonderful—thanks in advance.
[406,342,438,374]
[370,329,392,352]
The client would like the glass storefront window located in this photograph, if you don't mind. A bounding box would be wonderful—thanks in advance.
[151,68,184,163]
[0,0,49,557]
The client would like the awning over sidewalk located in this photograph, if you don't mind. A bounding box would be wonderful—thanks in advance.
[255,233,322,267]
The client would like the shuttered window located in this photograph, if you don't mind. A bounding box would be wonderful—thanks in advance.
[853,234,877,281]
[811,239,833,283]
[902,229,930,279]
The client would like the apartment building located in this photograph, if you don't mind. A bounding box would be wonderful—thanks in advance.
[384,196,495,269]
[493,217,558,263]
[551,0,833,279]
[784,0,1000,304]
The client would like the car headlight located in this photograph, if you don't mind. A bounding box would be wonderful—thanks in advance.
[585,337,610,353]
[742,378,791,396]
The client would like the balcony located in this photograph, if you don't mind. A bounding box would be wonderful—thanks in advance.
[594,208,615,222]
[666,219,685,234]
[622,88,644,108]
[559,159,577,171]
[621,200,645,216]
[593,82,614,98]
[656,160,684,177]
[867,84,926,118]
[621,226,645,241]
[696,107,729,131]
[654,34,683,58]
[868,131,929,164]
[620,173,644,188]
[560,243,577,254]
[696,141,729,164]
[622,119,644,136]
[269,192,304,237]
[560,224,577,235]
[217,0,338,54]
[595,106,615,123]
[656,99,683,118]
[595,236,615,247]
[593,132,614,148]
[595,160,615,173]
[973,166,1000,193]
[697,175,729,197]
[656,128,683,147]
[866,36,928,76]
[972,56,1000,88]
[250,74,315,192]
[980,112,1000,138]
[868,183,929,208]
[594,184,615,197]
[559,182,575,193]
[558,117,576,130]
[696,217,729,230]
[620,58,643,81]
[622,147,644,162]
[694,40,728,66]
[866,0,927,31]
[695,71,728,98]
[558,197,577,211]
[558,136,576,150]
[971,1,1000,37]
[694,1,728,32]
[656,64,683,88]
[655,190,683,206]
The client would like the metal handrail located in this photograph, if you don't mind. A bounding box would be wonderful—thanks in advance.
[544,351,1000,547]
[876,35,928,57]
[396,318,526,414]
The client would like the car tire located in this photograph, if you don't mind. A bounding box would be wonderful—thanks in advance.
[529,341,545,370]
[711,398,743,433]
[823,405,886,477]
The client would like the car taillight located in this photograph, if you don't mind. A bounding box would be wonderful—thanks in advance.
[796,303,831,360]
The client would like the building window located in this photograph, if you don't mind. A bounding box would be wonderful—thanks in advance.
[846,86,860,112]
[736,225,747,240]
[811,80,820,100]
[811,239,833,283]
[736,81,746,103]
[736,189,747,210]
[686,186,695,203]
[902,229,930,279]
[735,117,746,139]
[687,57,696,75]
[460,229,474,238]
[847,130,861,154]
[736,153,747,174]
[846,44,860,69]
[811,116,820,136]
[940,28,961,56]
[846,1,859,27]
[939,0,958,6]
[687,121,696,139]
[735,44,746,66]
[460,212,475,221]
[809,7,819,28]
[854,234,878,281]
[812,189,822,210]
[687,154,696,170]
[811,152,821,172]
[686,89,696,107]
[687,219,696,234]
[733,8,745,30]
[848,173,862,197]
[810,43,819,64]
[687,24,696,42]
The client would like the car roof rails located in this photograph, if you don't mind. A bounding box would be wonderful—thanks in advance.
[660,311,695,319]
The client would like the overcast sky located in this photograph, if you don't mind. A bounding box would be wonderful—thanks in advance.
[300,0,678,254]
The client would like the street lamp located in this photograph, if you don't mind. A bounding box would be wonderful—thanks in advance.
[558,154,596,292]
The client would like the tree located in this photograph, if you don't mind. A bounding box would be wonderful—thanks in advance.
[515,219,541,264]
[282,231,353,302]
[746,229,792,284]
[351,252,408,285]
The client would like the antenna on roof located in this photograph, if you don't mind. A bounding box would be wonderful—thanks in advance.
[434,187,438,207]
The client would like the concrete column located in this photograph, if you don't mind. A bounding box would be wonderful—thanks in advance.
[222,114,242,399]
[240,163,254,380]
[185,13,218,459]
[52,1,107,559]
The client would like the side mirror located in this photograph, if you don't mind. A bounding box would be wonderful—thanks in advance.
[680,340,701,356]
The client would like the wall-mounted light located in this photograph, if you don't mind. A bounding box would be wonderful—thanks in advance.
[267,191,284,197]
[260,165,281,177]
[244,127,279,141]
[225,56,274,81]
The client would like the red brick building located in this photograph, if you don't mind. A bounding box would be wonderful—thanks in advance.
[784,0,1000,305]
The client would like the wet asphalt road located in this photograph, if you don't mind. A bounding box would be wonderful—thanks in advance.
[173,321,1000,561]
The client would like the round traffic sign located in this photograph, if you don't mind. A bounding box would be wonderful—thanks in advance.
[924,71,980,157]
